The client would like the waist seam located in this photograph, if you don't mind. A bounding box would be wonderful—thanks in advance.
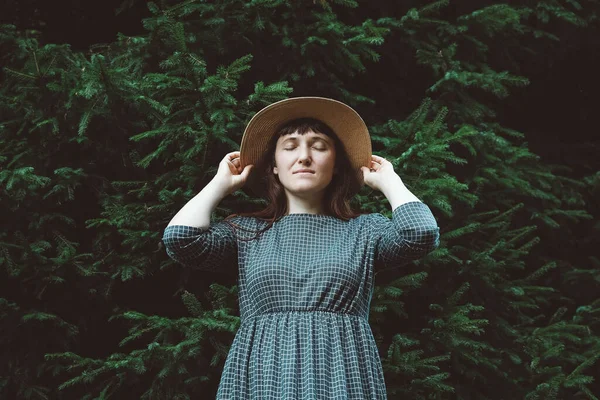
[241,309,367,324]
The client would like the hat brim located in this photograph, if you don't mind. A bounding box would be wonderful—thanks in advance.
[239,97,372,197]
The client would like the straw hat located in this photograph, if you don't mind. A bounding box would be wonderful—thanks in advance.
[239,96,372,198]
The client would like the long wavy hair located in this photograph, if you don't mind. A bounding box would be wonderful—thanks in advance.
[222,117,368,241]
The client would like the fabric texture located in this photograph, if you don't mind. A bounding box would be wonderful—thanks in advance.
[162,200,440,399]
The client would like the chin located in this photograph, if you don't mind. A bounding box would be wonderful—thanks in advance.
[289,183,329,193]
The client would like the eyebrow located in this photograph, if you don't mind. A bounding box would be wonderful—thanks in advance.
[281,136,330,144]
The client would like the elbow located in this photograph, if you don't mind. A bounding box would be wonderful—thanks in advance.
[161,225,208,265]
[403,226,440,256]
[162,229,185,253]
[375,226,440,270]
[162,225,204,249]
[424,226,440,251]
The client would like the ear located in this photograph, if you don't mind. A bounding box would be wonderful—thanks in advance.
[273,166,278,175]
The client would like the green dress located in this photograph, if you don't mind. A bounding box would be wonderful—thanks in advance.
[162,200,440,399]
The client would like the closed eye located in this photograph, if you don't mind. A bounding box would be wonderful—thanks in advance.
[284,147,326,151]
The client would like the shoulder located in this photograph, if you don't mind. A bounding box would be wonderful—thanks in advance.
[219,214,272,239]
[345,212,386,234]
[350,212,393,239]
[352,211,389,224]
[220,214,262,229]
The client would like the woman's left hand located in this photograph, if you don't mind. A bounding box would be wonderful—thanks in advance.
[360,154,403,192]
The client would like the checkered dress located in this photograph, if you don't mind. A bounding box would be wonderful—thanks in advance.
[162,200,440,399]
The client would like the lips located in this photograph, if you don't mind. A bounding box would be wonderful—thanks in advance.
[294,170,315,174]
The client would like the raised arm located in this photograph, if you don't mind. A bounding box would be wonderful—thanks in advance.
[162,151,253,272]
[372,201,440,272]
[361,155,440,271]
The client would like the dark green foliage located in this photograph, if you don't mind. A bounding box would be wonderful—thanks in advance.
[1,0,599,398]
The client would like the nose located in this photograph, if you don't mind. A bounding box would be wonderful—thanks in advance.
[297,144,312,165]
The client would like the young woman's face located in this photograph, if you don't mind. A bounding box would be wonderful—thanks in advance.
[273,129,337,195]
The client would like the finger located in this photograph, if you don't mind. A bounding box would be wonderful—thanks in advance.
[226,158,240,170]
[241,165,251,178]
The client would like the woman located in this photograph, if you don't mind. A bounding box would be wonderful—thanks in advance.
[162,97,440,399]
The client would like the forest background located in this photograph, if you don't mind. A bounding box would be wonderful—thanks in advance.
[1,0,599,399]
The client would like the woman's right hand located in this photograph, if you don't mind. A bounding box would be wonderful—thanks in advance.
[212,151,253,196]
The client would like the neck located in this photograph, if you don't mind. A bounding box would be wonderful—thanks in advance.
[284,190,326,215]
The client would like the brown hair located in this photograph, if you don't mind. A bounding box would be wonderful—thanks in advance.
[222,117,367,241]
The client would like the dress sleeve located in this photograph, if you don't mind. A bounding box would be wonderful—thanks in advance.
[371,201,440,272]
[161,220,238,273]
